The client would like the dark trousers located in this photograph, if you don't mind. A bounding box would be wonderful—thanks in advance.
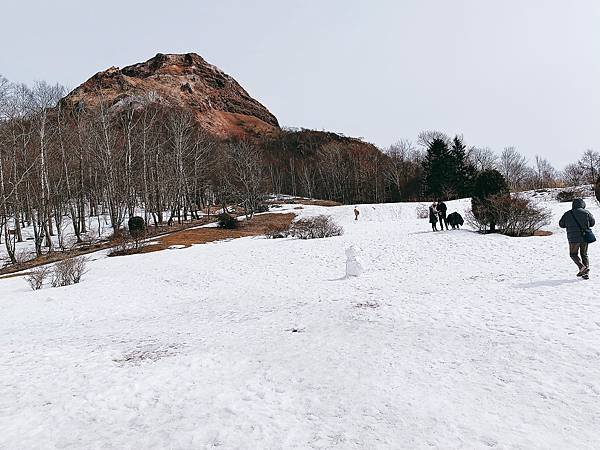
[438,214,448,230]
[569,242,589,269]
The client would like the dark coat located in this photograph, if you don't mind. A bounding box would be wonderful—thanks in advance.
[559,199,595,243]
[436,202,447,218]
[429,206,438,223]
[447,212,464,227]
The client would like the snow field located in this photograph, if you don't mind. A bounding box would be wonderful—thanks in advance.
[1,198,599,449]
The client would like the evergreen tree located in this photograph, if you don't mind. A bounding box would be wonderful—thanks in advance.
[423,135,477,199]
[422,138,454,199]
[449,136,477,197]
[472,169,508,200]
[471,169,509,232]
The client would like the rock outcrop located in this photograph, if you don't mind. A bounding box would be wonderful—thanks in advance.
[62,53,279,139]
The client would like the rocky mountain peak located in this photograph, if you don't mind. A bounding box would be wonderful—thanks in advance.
[63,52,279,139]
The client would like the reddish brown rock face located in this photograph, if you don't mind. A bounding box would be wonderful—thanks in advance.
[62,53,279,139]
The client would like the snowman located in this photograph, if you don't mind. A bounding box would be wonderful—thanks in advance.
[345,245,363,277]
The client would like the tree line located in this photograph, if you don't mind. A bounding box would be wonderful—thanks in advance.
[397,130,599,201]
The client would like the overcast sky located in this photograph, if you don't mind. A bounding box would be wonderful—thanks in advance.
[1,0,598,168]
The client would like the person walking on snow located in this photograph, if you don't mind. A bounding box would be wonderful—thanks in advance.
[429,202,439,231]
[436,200,448,230]
[354,206,360,221]
[559,198,595,279]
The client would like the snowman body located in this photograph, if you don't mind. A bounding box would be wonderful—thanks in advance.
[345,246,363,277]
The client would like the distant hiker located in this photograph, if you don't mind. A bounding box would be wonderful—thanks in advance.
[447,211,464,230]
[354,207,360,221]
[429,203,439,231]
[559,198,596,279]
[436,200,448,230]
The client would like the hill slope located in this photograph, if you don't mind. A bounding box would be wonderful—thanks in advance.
[1,198,599,448]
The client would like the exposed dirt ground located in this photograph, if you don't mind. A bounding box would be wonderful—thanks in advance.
[0,218,210,277]
[118,213,296,255]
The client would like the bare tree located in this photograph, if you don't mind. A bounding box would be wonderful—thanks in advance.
[498,147,529,191]
[562,162,585,187]
[225,141,265,219]
[578,149,600,184]
[384,140,423,200]
[417,130,450,148]
[533,155,557,189]
[467,146,497,172]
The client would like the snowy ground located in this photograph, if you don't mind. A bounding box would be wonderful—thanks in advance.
[1,197,599,449]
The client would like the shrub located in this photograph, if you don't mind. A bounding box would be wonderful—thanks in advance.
[15,249,34,265]
[217,212,238,229]
[472,169,509,200]
[128,216,146,238]
[595,177,600,202]
[51,257,87,287]
[556,190,576,202]
[24,265,51,290]
[254,203,270,213]
[467,195,551,236]
[290,215,343,239]
[108,235,134,256]
[471,170,509,232]
[416,204,429,219]
[264,223,291,239]
[128,216,147,249]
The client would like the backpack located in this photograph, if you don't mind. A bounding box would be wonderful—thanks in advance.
[571,211,596,244]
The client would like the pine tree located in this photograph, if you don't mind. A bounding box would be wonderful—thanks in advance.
[423,135,477,199]
[449,136,476,197]
[471,169,509,232]
[422,138,454,199]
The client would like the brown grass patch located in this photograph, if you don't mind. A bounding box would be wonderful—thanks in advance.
[0,218,209,277]
[130,213,295,255]
[1,213,296,275]
[294,198,342,207]
[532,230,553,237]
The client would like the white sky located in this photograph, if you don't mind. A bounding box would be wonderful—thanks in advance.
[1,0,598,168]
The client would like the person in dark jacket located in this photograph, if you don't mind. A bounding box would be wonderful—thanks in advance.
[429,203,439,231]
[447,211,464,229]
[559,198,595,278]
[436,200,448,230]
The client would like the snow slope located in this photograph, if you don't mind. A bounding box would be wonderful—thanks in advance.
[1,198,599,449]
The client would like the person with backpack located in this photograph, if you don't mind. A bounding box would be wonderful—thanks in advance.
[559,198,596,279]
[436,200,448,230]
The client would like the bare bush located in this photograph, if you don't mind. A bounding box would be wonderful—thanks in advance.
[24,265,51,290]
[465,208,489,233]
[416,204,429,219]
[51,257,88,287]
[264,223,291,239]
[556,188,588,203]
[556,190,576,202]
[290,215,343,239]
[109,236,130,256]
[467,195,551,236]
[15,249,35,265]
